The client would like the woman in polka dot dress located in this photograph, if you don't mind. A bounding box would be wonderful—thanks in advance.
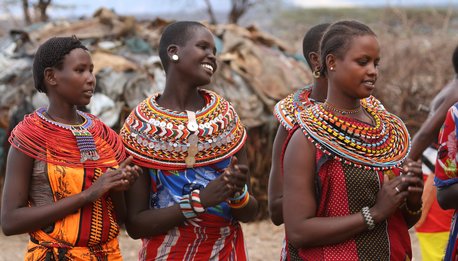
[282,20,423,260]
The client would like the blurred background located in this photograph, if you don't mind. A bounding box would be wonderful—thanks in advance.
[1,0,457,260]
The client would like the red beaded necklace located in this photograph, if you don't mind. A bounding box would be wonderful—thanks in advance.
[9,108,126,168]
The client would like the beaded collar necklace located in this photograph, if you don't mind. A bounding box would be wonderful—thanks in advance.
[298,102,410,170]
[120,89,246,170]
[274,84,314,131]
[323,101,362,115]
[37,107,100,162]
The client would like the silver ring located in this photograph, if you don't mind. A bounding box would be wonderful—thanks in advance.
[395,186,400,193]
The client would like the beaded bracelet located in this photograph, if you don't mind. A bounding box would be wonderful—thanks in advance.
[189,189,206,214]
[361,206,375,230]
[228,184,248,202]
[179,194,198,219]
[228,192,250,209]
[404,203,422,216]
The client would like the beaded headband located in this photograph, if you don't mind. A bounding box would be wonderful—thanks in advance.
[120,89,247,170]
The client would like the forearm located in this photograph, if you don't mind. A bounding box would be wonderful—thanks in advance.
[126,204,186,239]
[110,191,127,225]
[409,132,433,161]
[286,212,371,249]
[231,196,259,222]
[268,196,283,225]
[437,183,458,210]
[2,192,90,236]
[401,194,422,228]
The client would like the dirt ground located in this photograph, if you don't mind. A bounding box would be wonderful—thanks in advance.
[0,220,422,261]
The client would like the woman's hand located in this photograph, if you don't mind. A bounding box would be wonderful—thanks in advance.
[401,159,424,202]
[200,156,249,208]
[371,174,410,222]
[86,156,141,201]
[225,156,249,194]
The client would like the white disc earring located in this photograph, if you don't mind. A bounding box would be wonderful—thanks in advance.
[172,54,179,61]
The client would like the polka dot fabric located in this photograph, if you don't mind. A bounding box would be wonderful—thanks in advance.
[297,136,411,260]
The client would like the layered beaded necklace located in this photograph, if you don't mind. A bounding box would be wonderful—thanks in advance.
[298,102,410,170]
[274,84,314,131]
[120,89,247,170]
[9,107,125,167]
[43,110,100,162]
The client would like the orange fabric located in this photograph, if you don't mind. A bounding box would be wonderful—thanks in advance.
[415,174,454,233]
[26,153,121,258]
[25,236,122,261]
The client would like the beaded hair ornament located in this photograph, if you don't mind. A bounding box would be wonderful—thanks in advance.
[298,102,410,170]
[120,89,247,170]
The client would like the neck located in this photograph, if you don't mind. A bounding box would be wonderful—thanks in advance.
[309,78,328,103]
[159,86,205,112]
[46,106,81,125]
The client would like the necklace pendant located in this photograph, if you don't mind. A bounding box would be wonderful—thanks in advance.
[185,156,196,168]
[186,110,199,132]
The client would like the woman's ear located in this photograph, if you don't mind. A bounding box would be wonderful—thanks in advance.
[167,44,179,61]
[44,68,56,86]
[308,52,320,70]
[326,54,336,71]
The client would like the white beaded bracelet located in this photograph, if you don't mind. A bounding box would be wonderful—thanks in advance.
[361,206,375,230]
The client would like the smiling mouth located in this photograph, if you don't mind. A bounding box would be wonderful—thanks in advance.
[362,81,375,88]
[201,63,214,74]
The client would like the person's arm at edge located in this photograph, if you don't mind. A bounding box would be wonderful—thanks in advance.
[268,126,288,225]
[436,106,458,210]
[409,92,458,160]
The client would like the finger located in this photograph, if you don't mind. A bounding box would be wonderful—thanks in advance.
[119,156,133,169]
[383,174,389,185]
[407,186,423,193]
[231,156,238,168]
[236,164,249,174]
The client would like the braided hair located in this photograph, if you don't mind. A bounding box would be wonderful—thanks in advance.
[302,23,330,70]
[33,35,88,93]
[319,20,376,77]
[159,21,207,73]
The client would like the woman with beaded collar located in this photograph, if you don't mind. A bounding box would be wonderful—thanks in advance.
[1,36,140,260]
[282,20,423,260]
[120,21,258,260]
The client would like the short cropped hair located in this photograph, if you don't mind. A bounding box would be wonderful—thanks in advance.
[453,45,458,74]
[302,23,330,70]
[33,36,88,93]
[158,21,207,72]
[319,20,376,76]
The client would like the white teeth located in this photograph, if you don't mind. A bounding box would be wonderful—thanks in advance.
[201,63,213,73]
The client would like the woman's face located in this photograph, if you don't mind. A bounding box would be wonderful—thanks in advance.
[331,35,380,99]
[50,48,95,106]
[174,26,218,86]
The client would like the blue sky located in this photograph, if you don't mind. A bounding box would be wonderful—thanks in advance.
[2,0,457,18]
